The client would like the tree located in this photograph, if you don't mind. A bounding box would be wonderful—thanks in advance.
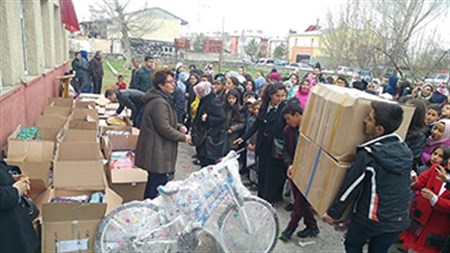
[273,43,287,60]
[322,0,448,80]
[244,39,260,62]
[89,0,158,61]
[193,33,205,52]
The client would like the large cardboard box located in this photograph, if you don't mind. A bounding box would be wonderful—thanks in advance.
[54,142,105,190]
[48,97,74,108]
[71,108,99,122]
[6,126,57,198]
[43,106,72,118]
[103,135,146,202]
[292,134,351,216]
[37,187,122,253]
[111,169,147,203]
[301,85,415,162]
[58,128,98,143]
[35,115,68,129]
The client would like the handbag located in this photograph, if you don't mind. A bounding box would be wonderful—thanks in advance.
[271,138,284,159]
[191,124,209,146]
[205,130,231,159]
[21,196,39,221]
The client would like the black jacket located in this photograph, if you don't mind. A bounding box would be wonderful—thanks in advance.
[0,161,39,253]
[242,101,287,156]
[90,57,104,78]
[327,134,413,232]
[405,130,427,170]
[115,88,145,117]
[134,66,154,92]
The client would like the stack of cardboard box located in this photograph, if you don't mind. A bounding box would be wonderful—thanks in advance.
[292,85,414,216]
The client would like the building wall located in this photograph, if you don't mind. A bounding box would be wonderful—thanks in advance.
[1,0,69,150]
[1,0,68,88]
[288,33,323,63]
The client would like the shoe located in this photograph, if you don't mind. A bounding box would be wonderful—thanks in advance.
[297,227,319,238]
[192,159,201,166]
[279,228,295,242]
[284,203,294,211]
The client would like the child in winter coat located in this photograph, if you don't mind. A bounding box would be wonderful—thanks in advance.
[401,154,450,253]
[425,104,442,136]
[115,75,127,90]
[224,89,246,150]
[421,119,450,165]
[417,146,450,175]
[441,104,450,119]
[295,79,312,110]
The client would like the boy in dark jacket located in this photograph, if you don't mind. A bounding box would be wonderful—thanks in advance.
[322,101,413,252]
[279,98,319,242]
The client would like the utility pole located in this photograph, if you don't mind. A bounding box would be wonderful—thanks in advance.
[218,17,225,73]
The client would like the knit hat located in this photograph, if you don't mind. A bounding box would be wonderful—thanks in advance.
[175,62,183,71]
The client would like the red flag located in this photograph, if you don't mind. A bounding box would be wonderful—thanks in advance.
[60,0,80,32]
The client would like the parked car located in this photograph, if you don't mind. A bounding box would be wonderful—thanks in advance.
[274,60,287,67]
[425,73,449,86]
[256,58,275,66]
[337,66,355,76]
[286,62,312,71]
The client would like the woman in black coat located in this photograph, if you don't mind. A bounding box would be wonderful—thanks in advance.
[192,81,230,167]
[235,83,288,204]
[0,161,39,252]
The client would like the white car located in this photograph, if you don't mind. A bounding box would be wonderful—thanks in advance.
[337,66,355,76]
[425,73,449,86]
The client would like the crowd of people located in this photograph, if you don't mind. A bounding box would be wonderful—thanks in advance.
[104,56,449,252]
[2,52,450,252]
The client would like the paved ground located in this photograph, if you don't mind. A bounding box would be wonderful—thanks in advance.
[173,143,404,253]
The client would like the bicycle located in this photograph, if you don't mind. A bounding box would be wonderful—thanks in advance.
[95,151,279,252]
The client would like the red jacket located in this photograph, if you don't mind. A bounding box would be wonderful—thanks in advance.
[402,163,450,253]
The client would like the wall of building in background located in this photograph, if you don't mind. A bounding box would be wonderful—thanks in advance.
[1,0,69,150]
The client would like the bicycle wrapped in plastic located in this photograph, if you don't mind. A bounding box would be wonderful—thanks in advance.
[95,151,279,252]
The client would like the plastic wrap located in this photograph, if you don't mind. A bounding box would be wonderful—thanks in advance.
[95,151,279,253]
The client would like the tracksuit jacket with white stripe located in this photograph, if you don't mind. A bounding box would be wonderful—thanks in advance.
[328,133,414,232]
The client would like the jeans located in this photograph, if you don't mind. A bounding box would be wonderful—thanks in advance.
[345,220,401,253]
[144,172,168,199]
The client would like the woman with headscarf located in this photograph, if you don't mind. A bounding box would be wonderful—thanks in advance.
[191,81,230,167]
[295,78,312,110]
[284,73,299,99]
[234,83,288,204]
[383,76,399,97]
[135,68,191,199]
[421,119,450,165]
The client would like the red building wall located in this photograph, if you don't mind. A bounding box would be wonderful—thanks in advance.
[0,63,67,150]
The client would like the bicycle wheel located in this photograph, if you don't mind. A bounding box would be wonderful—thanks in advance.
[217,196,279,252]
[95,201,177,253]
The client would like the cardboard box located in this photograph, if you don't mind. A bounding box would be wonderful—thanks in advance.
[292,134,351,216]
[53,142,105,190]
[43,106,72,118]
[58,128,98,143]
[111,169,147,203]
[38,187,122,253]
[7,160,51,199]
[103,135,138,161]
[48,97,74,108]
[7,126,56,161]
[301,85,415,162]
[71,108,99,122]
[75,101,97,109]
[35,115,68,129]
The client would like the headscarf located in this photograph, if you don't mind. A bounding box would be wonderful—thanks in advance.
[383,76,398,96]
[427,119,450,146]
[193,81,212,98]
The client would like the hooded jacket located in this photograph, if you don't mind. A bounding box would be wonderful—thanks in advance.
[135,89,185,174]
[328,133,413,232]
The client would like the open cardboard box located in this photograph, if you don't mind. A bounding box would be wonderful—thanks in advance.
[36,187,122,253]
[43,106,72,119]
[301,85,415,162]
[57,128,98,143]
[75,100,97,109]
[71,108,99,122]
[48,97,74,108]
[35,115,68,129]
[53,142,105,191]
[103,135,146,202]
[292,134,351,216]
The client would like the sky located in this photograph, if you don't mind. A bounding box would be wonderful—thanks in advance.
[73,0,343,37]
[73,0,450,45]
